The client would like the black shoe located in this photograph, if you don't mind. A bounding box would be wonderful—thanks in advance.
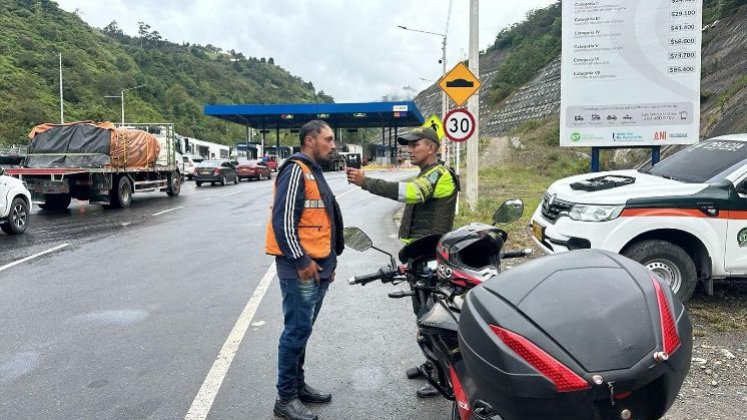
[416,384,440,398]
[298,383,332,404]
[273,397,319,420]
[406,367,423,380]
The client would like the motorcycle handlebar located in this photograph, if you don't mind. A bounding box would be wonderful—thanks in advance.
[501,248,534,259]
[348,266,399,285]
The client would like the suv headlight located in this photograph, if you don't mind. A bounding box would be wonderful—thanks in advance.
[568,204,624,222]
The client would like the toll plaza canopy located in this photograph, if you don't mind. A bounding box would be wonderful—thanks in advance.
[203,101,425,129]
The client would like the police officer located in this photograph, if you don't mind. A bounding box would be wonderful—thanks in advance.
[266,120,344,420]
[345,126,458,243]
[346,126,458,398]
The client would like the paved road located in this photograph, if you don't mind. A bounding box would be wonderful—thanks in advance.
[0,169,450,419]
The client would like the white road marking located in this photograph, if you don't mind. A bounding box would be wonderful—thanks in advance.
[185,263,277,420]
[336,188,358,199]
[0,244,70,273]
[152,206,184,216]
[223,190,242,197]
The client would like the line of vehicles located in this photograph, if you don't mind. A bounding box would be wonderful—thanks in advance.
[0,121,365,236]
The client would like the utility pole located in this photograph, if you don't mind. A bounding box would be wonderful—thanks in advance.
[59,53,64,123]
[466,0,479,211]
[105,84,145,125]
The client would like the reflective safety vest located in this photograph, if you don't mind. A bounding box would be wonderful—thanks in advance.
[265,160,332,259]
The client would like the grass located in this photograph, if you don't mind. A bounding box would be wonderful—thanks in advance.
[687,294,747,333]
[454,117,588,248]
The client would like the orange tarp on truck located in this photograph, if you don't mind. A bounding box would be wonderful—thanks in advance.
[25,121,160,169]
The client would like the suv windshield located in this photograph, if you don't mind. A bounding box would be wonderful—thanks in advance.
[645,139,747,183]
[198,160,222,167]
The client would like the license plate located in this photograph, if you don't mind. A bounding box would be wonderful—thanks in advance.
[201,170,210,175]
[41,180,69,194]
[531,221,544,242]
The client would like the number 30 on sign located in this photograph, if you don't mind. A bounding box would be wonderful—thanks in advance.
[443,108,476,142]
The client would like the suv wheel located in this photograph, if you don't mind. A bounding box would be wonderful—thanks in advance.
[623,239,697,303]
[1,197,29,235]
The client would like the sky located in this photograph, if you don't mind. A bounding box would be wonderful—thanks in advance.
[55,0,556,103]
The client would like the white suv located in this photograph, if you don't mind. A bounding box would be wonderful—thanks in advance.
[0,166,32,235]
[530,134,747,302]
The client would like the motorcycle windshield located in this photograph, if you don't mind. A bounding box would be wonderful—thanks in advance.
[398,235,441,263]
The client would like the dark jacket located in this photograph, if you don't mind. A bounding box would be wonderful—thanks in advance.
[269,153,344,279]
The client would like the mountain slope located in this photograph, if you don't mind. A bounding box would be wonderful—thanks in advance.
[0,0,331,146]
[414,0,747,142]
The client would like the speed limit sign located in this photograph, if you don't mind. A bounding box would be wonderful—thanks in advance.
[443,108,476,142]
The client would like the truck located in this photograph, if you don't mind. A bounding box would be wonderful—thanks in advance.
[529,133,747,303]
[5,121,182,210]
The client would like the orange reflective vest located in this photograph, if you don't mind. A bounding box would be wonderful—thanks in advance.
[265,160,332,259]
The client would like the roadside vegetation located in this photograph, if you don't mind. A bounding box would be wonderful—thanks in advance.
[0,0,330,147]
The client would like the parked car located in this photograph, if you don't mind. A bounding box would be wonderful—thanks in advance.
[193,159,238,187]
[0,166,32,235]
[530,133,747,303]
[261,155,279,172]
[233,159,271,181]
[181,154,204,180]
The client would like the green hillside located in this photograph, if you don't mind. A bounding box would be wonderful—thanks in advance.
[0,0,333,147]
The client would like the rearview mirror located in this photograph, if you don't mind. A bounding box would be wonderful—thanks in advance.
[737,180,747,195]
[493,199,524,225]
[344,227,373,252]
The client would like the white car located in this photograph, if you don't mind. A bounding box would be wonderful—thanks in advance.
[530,134,747,302]
[0,166,32,235]
[181,154,204,180]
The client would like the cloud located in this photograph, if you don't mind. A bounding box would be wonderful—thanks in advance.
[57,0,556,102]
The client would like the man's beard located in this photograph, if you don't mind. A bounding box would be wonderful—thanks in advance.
[316,150,334,162]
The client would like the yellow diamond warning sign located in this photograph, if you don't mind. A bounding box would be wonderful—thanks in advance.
[438,62,481,107]
[422,114,445,140]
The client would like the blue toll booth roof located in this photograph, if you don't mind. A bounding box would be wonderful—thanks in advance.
[204,101,425,129]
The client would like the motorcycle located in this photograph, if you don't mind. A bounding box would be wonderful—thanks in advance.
[344,199,692,420]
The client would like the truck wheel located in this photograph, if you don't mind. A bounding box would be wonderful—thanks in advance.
[1,197,29,235]
[167,173,181,197]
[39,194,71,211]
[623,239,697,303]
[111,176,132,208]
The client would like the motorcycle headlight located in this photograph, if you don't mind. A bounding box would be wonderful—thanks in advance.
[568,204,624,222]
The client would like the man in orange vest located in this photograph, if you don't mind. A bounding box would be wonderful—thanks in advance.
[265,120,344,420]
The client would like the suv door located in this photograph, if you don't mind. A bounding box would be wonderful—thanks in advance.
[725,176,747,274]
[0,172,8,215]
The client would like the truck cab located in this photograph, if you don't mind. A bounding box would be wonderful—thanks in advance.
[530,134,747,302]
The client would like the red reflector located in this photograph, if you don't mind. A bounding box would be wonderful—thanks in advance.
[614,391,632,400]
[651,276,681,354]
[490,325,590,392]
[449,365,471,420]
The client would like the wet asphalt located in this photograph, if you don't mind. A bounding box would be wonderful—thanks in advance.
[0,169,450,420]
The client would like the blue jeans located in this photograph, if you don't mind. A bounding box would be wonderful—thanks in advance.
[276,277,330,400]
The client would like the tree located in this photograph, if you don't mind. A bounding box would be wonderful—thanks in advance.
[103,20,123,36]
[137,21,151,38]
